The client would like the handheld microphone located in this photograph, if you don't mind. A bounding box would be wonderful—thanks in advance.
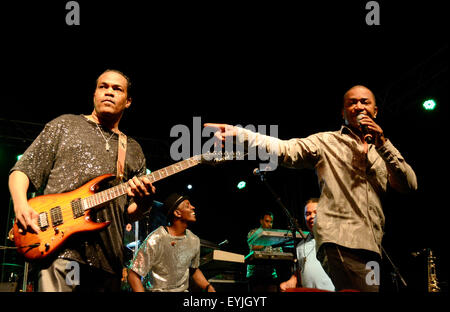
[357,113,373,144]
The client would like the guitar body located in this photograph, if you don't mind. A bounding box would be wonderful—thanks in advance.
[13,174,114,261]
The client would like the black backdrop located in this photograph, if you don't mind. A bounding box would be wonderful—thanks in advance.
[0,1,448,293]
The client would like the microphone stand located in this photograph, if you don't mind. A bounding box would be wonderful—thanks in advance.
[381,246,407,291]
[255,170,307,287]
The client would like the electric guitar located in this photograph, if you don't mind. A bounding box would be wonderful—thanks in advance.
[11,152,236,261]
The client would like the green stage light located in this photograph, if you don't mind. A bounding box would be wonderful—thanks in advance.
[237,181,247,189]
[17,154,23,161]
[422,99,436,111]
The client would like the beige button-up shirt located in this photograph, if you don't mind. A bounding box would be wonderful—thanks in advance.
[236,125,417,255]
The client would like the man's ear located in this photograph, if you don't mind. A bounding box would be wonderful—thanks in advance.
[173,209,181,218]
[125,97,132,109]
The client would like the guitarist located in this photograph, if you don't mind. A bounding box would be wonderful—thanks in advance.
[8,69,156,291]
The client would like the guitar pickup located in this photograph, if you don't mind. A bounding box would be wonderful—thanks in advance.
[50,206,63,227]
[38,212,49,230]
[71,198,84,218]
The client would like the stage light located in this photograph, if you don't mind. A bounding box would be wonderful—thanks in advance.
[16,154,23,161]
[187,184,193,190]
[146,169,151,175]
[422,99,436,111]
[237,181,246,190]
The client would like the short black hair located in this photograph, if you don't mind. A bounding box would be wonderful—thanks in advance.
[342,84,384,110]
[96,69,133,100]
[260,211,274,220]
[305,198,319,205]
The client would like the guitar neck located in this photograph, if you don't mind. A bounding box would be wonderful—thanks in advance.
[82,156,201,210]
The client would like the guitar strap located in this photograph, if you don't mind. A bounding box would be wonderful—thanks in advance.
[116,131,127,181]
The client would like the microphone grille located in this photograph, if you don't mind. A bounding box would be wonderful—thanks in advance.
[356,113,365,123]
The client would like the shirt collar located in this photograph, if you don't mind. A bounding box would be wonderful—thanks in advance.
[339,124,366,142]
[339,124,354,135]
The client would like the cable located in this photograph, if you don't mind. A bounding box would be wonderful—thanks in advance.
[0,243,40,250]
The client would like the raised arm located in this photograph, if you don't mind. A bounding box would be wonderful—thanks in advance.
[377,140,418,193]
[358,114,418,192]
[203,123,319,170]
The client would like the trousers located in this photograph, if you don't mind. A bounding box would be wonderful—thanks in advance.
[319,243,380,292]
[38,258,121,292]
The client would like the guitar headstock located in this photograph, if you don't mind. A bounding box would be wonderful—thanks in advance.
[197,151,246,165]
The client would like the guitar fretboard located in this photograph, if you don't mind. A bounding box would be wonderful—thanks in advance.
[81,156,201,210]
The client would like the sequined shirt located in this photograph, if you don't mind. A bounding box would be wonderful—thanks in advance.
[236,126,417,256]
[11,114,147,275]
[129,226,200,292]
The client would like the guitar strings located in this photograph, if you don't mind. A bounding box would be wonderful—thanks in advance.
[21,156,207,246]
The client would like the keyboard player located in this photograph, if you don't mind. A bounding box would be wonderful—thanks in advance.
[246,211,282,292]
[280,198,334,291]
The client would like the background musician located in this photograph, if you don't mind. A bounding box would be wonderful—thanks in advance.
[127,193,215,292]
[8,69,155,291]
[280,198,335,291]
[246,211,282,292]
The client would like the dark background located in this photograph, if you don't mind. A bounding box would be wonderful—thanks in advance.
[0,1,448,292]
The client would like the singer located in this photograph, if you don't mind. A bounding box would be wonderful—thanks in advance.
[204,85,418,292]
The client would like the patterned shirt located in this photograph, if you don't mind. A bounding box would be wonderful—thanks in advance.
[11,114,147,275]
[236,125,417,256]
[129,226,200,292]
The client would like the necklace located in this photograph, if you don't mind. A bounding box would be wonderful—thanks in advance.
[96,123,115,151]
[301,235,314,271]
